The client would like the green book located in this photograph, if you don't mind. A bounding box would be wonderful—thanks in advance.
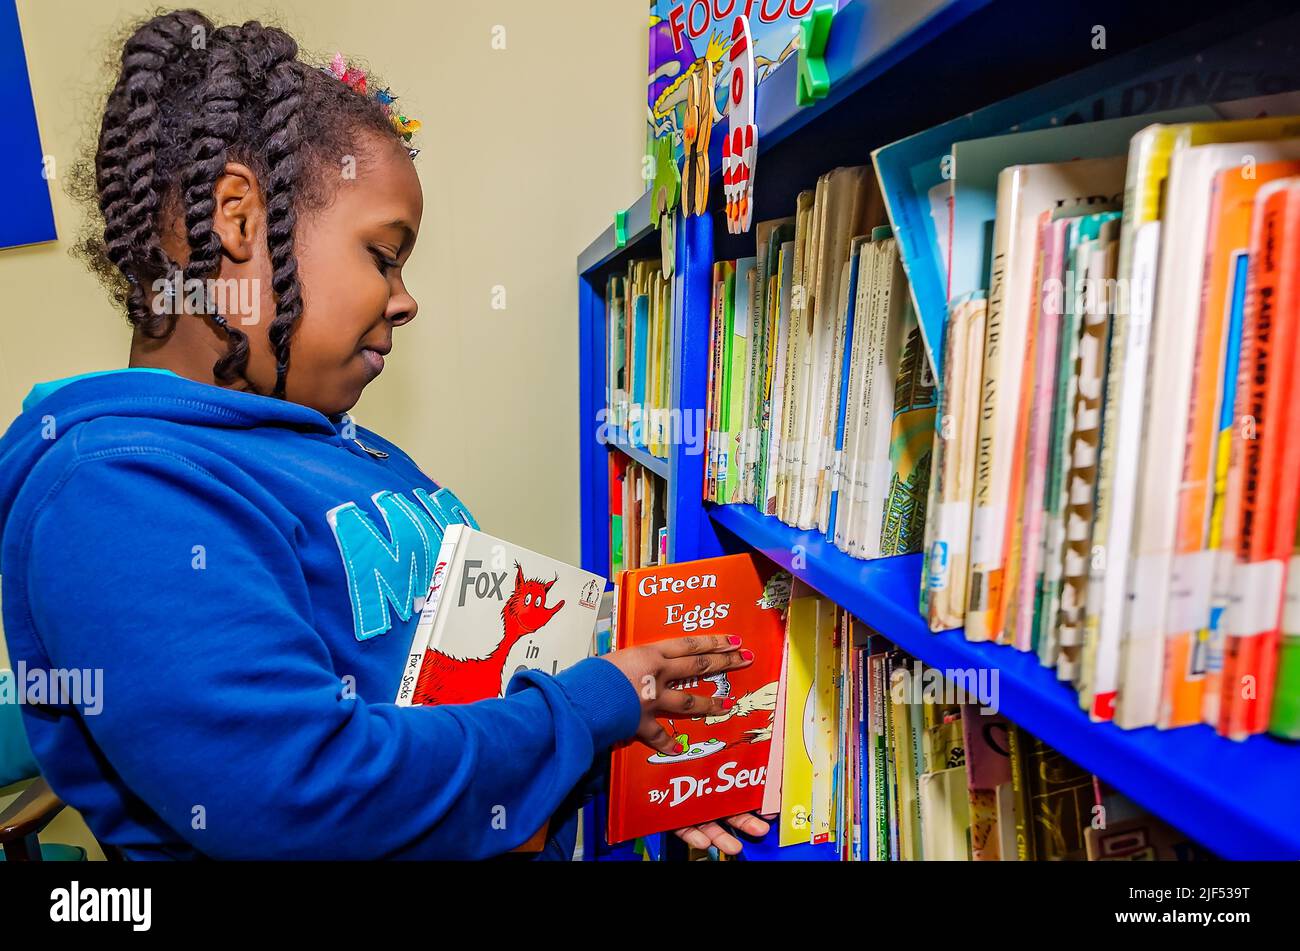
[723,259,756,504]
[1271,526,1300,737]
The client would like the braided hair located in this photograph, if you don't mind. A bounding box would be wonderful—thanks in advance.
[72,10,409,398]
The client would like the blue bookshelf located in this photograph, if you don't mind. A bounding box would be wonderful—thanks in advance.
[578,0,1300,861]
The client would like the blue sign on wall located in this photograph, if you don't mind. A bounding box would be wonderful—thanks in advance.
[0,0,56,249]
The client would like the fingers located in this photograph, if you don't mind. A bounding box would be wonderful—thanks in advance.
[671,817,766,857]
[659,633,743,659]
[655,688,736,718]
[674,825,712,850]
[663,649,751,682]
[695,820,744,856]
[639,720,681,756]
[724,813,770,837]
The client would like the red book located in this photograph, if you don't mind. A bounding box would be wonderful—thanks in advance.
[607,553,790,843]
[1220,179,1300,740]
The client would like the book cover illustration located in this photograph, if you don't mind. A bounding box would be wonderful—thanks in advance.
[407,527,605,706]
[881,304,937,556]
[608,553,791,843]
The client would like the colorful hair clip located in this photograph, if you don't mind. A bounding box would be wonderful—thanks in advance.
[323,53,421,157]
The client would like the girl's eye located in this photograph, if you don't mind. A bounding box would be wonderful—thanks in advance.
[370,249,400,275]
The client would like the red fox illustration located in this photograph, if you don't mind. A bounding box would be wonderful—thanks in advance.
[412,562,565,705]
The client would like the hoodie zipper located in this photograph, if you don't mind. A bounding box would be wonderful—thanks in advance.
[334,414,389,459]
[353,437,389,459]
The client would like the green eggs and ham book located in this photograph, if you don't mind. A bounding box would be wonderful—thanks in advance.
[607,553,791,842]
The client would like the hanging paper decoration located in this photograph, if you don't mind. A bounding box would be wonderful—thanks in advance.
[722,15,758,234]
[651,134,680,274]
[681,65,717,217]
[646,1,821,196]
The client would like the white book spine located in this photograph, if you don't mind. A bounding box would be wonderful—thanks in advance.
[967,167,1028,642]
[766,243,796,515]
[835,243,872,549]
[1117,151,1213,729]
[394,524,465,706]
[846,243,885,556]
[858,241,903,559]
[1090,221,1160,720]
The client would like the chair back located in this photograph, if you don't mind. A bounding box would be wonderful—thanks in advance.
[0,669,39,789]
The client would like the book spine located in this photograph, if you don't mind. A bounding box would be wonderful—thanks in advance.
[857,240,897,559]
[925,297,985,630]
[778,199,813,520]
[918,307,948,618]
[755,263,775,508]
[1091,221,1160,721]
[1081,134,1152,711]
[394,526,464,706]
[829,242,865,541]
[1271,546,1300,738]
[873,654,889,860]
[1006,723,1031,861]
[846,242,885,556]
[1013,218,1059,651]
[967,168,1021,642]
[1120,141,1220,729]
[999,215,1046,647]
[766,244,794,515]
[1222,182,1300,739]
[1203,253,1251,728]
[1159,180,1240,728]
[818,263,853,534]
[1057,235,1115,684]
[703,264,720,502]
[746,244,770,505]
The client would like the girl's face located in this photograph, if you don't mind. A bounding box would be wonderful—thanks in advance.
[177,133,423,417]
[286,136,423,415]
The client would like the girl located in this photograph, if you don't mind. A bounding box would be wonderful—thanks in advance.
[0,9,767,860]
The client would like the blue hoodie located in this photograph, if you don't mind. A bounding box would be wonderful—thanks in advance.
[0,368,639,860]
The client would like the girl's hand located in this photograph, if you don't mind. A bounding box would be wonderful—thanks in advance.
[675,813,772,856]
[603,634,753,755]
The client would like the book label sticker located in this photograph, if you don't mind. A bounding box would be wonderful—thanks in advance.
[1225,559,1286,638]
[1166,549,1216,633]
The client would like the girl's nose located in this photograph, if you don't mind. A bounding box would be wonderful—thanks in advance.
[388,289,418,327]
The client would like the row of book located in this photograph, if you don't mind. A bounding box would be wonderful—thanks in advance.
[917,110,1300,742]
[606,258,673,458]
[609,454,668,577]
[604,551,1207,858]
[703,167,935,559]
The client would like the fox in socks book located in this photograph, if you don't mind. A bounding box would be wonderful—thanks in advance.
[394,524,605,708]
[608,553,791,842]
[394,524,606,853]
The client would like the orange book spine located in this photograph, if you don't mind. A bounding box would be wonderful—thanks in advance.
[1221,181,1300,739]
[997,213,1047,645]
[1163,173,1243,726]
[1168,163,1300,728]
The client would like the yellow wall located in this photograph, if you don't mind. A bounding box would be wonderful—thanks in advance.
[2,0,647,558]
[1,0,648,858]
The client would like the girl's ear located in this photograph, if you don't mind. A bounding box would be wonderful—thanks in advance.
[211,162,264,264]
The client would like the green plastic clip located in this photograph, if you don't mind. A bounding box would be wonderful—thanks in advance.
[797,5,834,107]
[614,209,628,249]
